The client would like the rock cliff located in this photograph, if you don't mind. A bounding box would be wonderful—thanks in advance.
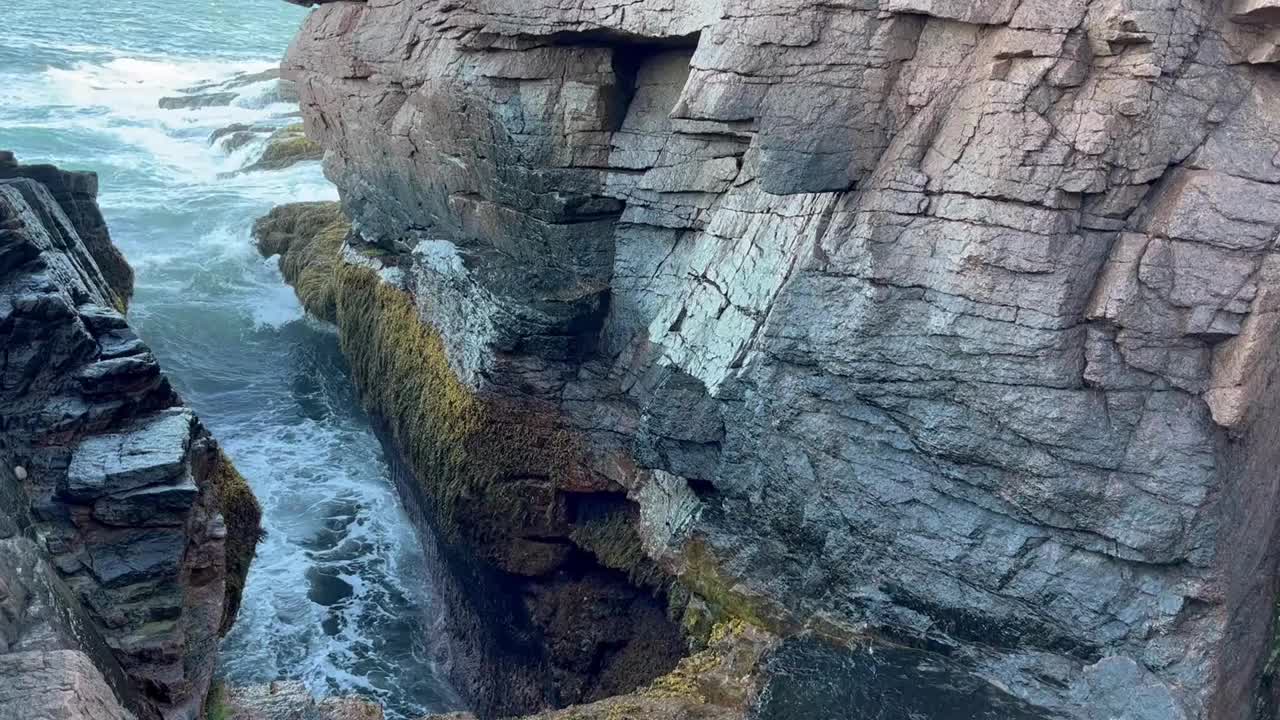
[277,1,1280,718]
[0,152,261,720]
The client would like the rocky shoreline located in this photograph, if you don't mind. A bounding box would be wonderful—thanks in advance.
[9,0,1280,717]
[0,152,261,719]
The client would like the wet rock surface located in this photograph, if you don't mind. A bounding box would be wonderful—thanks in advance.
[280,1,1280,718]
[0,154,261,719]
[216,681,383,720]
[242,124,323,173]
[0,150,132,307]
[159,68,297,111]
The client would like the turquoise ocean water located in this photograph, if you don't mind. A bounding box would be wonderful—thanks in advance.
[0,3,462,717]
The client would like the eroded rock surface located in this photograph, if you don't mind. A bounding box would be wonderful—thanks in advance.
[215,681,383,720]
[281,1,1280,718]
[0,155,261,719]
[0,150,132,308]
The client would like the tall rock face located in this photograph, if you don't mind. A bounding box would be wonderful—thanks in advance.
[0,153,261,720]
[282,1,1280,718]
[0,155,134,309]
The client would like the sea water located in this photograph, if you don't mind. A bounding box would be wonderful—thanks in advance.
[0,3,462,717]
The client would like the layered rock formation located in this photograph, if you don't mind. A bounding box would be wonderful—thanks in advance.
[209,680,384,720]
[277,1,1280,718]
[0,153,133,308]
[0,152,261,719]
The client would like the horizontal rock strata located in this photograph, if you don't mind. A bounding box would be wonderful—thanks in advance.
[0,155,261,720]
[279,1,1280,718]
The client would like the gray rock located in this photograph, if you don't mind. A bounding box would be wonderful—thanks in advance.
[1067,657,1191,720]
[85,528,186,587]
[92,472,199,527]
[1,156,257,720]
[0,538,145,718]
[157,92,237,110]
[281,1,1280,719]
[0,162,133,306]
[63,409,195,501]
[73,353,163,397]
[0,650,136,720]
[77,303,128,332]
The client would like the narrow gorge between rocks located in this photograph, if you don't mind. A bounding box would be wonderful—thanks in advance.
[7,1,1280,720]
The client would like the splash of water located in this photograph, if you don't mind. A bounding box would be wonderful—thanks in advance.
[1,5,463,717]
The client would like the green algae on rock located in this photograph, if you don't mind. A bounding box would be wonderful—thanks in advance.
[334,261,685,713]
[569,511,668,591]
[254,203,689,715]
[420,621,775,720]
[243,124,323,173]
[202,448,263,636]
[252,201,347,322]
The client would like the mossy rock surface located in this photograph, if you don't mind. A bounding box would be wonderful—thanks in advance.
[419,621,773,720]
[252,201,348,322]
[203,447,263,635]
[258,213,699,708]
[570,511,668,590]
[334,264,606,553]
[243,124,323,172]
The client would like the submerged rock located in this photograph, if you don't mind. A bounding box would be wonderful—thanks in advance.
[160,68,297,111]
[209,123,275,154]
[157,91,237,110]
[0,153,262,719]
[242,124,323,172]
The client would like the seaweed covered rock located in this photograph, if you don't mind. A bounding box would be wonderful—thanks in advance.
[333,259,685,716]
[243,124,323,173]
[252,201,347,321]
[0,154,261,719]
[255,206,687,716]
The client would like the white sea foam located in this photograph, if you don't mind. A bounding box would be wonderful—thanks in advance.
[4,24,460,715]
[4,54,314,183]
